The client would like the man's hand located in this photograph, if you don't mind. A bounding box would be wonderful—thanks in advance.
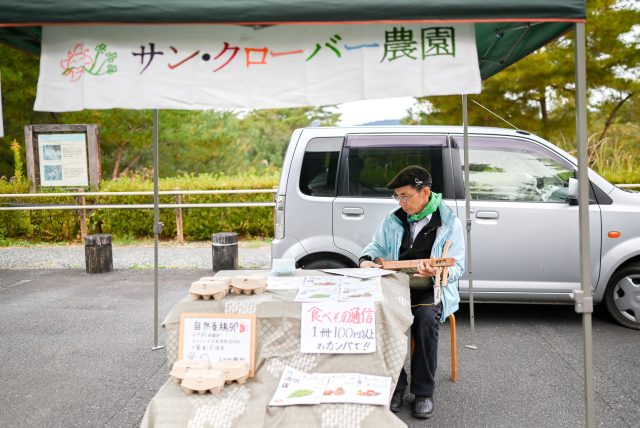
[413,259,436,278]
[360,258,384,269]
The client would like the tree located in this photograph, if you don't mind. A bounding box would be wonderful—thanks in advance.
[404,0,639,156]
[0,45,57,178]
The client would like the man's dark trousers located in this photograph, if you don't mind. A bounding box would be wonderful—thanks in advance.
[395,302,442,397]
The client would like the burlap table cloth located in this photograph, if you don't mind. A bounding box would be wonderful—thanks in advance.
[141,269,413,428]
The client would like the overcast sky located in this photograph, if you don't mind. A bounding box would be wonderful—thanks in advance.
[336,96,416,125]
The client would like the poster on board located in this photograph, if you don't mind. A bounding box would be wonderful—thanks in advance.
[179,312,257,376]
[37,133,88,186]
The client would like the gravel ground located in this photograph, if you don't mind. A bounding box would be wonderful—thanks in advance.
[0,240,271,270]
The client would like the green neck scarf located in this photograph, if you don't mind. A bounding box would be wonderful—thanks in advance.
[407,192,441,222]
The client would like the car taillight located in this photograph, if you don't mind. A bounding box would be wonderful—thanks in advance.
[274,195,285,239]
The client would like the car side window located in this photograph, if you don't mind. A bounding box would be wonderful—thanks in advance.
[340,135,446,198]
[299,137,342,197]
[458,137,573,202]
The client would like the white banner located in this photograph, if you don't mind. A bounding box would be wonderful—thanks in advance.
[35,24,481,112]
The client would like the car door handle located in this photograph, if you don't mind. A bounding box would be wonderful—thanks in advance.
[342,207,364,216]
[475,211,499,219]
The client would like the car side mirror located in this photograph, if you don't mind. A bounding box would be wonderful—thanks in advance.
[567,177,578,204]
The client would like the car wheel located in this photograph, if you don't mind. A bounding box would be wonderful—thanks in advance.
[604,264,640,330]
[302,259,350,270]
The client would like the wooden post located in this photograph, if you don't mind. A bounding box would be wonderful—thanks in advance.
[84,234,113,274]
[77,188,88,240]
[174,187,184,243]
[212,232,238,272]
[23,125,36,193]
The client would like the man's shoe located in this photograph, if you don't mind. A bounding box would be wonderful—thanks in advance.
[389,390,404,413]
[412,396,434,419]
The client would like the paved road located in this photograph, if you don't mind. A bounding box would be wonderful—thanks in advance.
[0,266,638,427]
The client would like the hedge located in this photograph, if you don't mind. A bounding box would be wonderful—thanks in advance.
[0,172,279,243]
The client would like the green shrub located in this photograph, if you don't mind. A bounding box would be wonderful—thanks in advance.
[0,172,278,243]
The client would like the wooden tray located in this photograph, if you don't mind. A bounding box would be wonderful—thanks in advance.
[381,257,455,270]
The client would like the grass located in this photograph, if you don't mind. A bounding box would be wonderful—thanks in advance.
[0,236,32,247]
[0,236,272,248]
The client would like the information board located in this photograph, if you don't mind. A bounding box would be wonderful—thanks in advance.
[37,133,89,187]
[179,312,257,376]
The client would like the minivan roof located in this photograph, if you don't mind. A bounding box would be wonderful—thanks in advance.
[298,125,532,137]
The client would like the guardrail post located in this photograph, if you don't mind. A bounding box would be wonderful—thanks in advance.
[212,232,238,272]
[174,187,184,243]
[84,233,113,274]
[77,188,88,240]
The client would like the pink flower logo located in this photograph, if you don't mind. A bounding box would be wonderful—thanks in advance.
[60,43,118,81]
[60,43,93,81]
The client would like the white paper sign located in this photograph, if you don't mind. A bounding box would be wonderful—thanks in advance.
[269,367,392,407]
[36,24,481,112]
[268,366,328,406]
[322,373,392,405]
[301,302,376,354]
[294,276,342,302]
[339,276,383,302]
[179,313,256,375]
[37,133,88,187]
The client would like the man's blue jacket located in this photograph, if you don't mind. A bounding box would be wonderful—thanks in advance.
[361,201,465,322]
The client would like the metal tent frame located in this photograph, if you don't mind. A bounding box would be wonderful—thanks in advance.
[0,3,594,426]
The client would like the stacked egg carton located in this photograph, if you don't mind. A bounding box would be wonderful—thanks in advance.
[189,275,267,300]
[171,359,251,395]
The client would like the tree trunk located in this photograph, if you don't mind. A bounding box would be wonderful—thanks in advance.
[539,95,548,124]
[598,92,634,143]
[111,141,129,179]
[120,144,151,176]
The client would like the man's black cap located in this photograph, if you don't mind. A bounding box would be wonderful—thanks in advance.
[386,165,432,190]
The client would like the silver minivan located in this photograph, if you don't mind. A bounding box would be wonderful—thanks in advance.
[272,126,640,329]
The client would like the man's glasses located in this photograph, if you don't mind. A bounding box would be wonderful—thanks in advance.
[392,192,419,203]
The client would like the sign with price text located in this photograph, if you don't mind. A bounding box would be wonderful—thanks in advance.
[301,302,376,354]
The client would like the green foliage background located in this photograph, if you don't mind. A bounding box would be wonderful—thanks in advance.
[0,173,278,242]
[0,0,638,243]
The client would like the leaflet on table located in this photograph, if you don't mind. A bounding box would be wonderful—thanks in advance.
[294,276,382,302]
[321,268,396,279]
[294,276,342,302]
[269,366,392,406]
[268,366,328,406]
[322,373,392,406]
[338,276,383,302]
[266,275,306,291]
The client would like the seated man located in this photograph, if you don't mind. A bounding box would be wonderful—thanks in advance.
[359,165,465,419]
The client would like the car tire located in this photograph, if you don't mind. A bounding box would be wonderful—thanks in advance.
[302,259,351,270]
[604,263,640,330]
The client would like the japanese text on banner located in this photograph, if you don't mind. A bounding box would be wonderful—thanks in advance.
[36,24,481,111]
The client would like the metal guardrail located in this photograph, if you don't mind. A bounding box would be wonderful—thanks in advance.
[0,189,277,211]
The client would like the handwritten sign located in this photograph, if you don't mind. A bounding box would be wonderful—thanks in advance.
[179,312,257,376]
[300,302,376,354]
[36,23,481,112]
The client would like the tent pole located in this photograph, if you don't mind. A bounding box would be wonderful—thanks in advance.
[574,22,595,428]
[152,109,164,351]
[462,94,477,350]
